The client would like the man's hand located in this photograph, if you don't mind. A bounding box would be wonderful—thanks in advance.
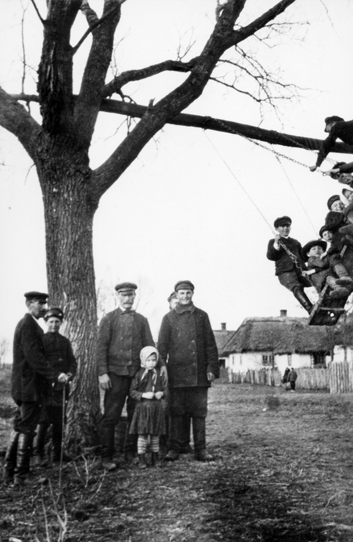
[58,373,69,384]
[99,374,111,390]
[309,165,317,172]
[155,391,164,400]
[142,392,154,400]
[160,365,168,384]
[323,168,339,176]
[207,372,215,382]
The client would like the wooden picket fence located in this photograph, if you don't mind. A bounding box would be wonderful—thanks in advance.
[229,367,329,390]
[329,360,353,393]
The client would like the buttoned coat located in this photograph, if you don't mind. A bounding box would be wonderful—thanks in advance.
[42,332,77,406]
[157,304,219,388]
[11,313,56,404]
[95,308,155,377]
[266,237,305,276]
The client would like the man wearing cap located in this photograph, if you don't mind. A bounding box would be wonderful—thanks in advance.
[3,292,65,486]
[158,281,219,462]
[310,116,353,172]
[95,282,161,470]
[267,217,313,314]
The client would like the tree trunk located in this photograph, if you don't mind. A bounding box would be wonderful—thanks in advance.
[38,135,101,451]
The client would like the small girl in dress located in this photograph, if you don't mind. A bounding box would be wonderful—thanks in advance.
[129,346,166,469]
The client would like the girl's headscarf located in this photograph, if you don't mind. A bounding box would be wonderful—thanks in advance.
[139,346,159,389]
[140,346,159,368]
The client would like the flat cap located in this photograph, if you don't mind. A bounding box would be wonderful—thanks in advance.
[167,292,177,303]
[24,291,48,301]
[327,195,341,210]
[342,188,353,199]
[325,116,344,125]
[115,282,137,293]
[301,240,327,262]
[274,216,292,229]
[44,307,64,321]
[174,280,195,292]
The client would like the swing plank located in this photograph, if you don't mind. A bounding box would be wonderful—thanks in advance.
[307,284,347,326]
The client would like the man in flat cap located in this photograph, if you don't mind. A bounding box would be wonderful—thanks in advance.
[95,282,164,470]
[310,116,353,172]
[267,217,313,314]
[3,292,65,486]
[158,281,219,462]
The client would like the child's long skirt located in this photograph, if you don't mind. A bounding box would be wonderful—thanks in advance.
[129,399,166,435]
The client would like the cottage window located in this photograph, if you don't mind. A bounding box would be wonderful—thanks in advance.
[311,352,327,368]
[262,354,274,367]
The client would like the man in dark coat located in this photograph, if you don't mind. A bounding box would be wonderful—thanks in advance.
[310,116,353,172]
[158,280,219,462]
[95,282,164,470]
[266,216,312,314]
[3,292,62,486]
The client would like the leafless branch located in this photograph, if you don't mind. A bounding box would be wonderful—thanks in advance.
[72,4,123,56]
[29,0,45,25]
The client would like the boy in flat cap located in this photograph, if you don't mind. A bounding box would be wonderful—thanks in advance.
[327,195,345,213]
[95,282,165,470]
[302,240,350,298]
[266,217,313,314]
[310,116,353,172]
[34,308,77,466]
[3,292,65,486]
[158,280,219,462]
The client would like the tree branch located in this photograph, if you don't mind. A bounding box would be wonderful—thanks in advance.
[230,0,297,47]
[29,0,45,25]
[103,59,199,98]
[0,88,42,161]
[74,0,123,147]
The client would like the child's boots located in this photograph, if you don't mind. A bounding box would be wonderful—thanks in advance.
[333,264,353,286]
[138,454,147,469]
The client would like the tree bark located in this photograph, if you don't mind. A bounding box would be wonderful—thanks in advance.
[38,134,101,450]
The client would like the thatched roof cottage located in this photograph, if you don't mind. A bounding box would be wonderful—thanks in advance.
[222,310,336,374]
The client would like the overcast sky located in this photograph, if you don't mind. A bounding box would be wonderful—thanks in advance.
[1,0,353,352]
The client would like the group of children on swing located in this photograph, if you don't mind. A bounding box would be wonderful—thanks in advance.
[267,115,353,314]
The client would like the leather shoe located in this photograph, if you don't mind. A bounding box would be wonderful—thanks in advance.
[195,450,214,462]
[180,444,193,454]
[164,450,179,461]
[102,459,117,471]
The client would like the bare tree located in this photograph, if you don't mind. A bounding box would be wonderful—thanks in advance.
[0,0,315,447]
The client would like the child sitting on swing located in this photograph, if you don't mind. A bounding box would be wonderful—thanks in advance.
[301,240,351,299]
[266,216,312,314]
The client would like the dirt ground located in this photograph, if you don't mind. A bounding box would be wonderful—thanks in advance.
[1,376,353,542]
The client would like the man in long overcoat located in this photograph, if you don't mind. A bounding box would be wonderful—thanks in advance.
[95,282,165,470]
[3,292,65,486]
[158,280,219,462]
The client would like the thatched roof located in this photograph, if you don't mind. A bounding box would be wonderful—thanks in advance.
[213,329,235,357]
[222,316,337,356]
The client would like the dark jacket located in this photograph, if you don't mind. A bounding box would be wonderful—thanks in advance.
[42,332,77,406]
[316,120,353,168]
[288,370,298,382]
[11,313,57,403]
[158,304,219,388]
[267,237,305,276]
[306,255,331,292]
[95,308,155,377]
[130,367,166,402]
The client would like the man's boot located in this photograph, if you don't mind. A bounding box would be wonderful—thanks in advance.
[326,276,350,299]
[165,416,182,461]
[193,417,213,462]
[293,288,313,314]
[180,415,193,454]
[100,425,117,471]
[33,423,48,467]
[3,430,19,484]
[13,433,34,487]
[333,264,353,287]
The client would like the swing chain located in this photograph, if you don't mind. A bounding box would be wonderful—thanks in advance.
[278,240,314,287]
